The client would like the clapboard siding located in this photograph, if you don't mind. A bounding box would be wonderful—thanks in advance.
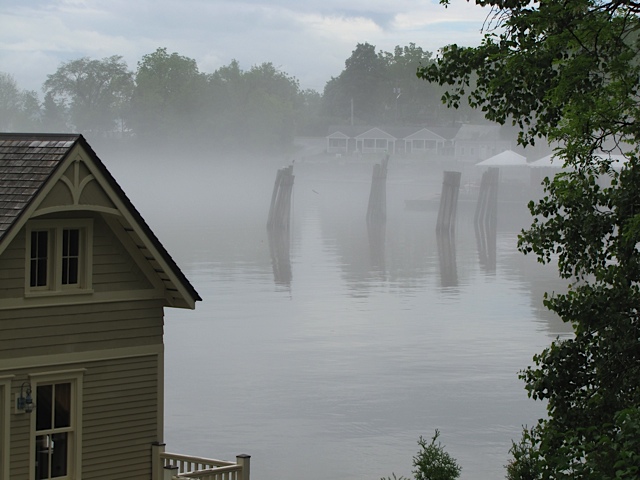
[8,409,29,480]
[0,230,25,299]
[0,300,164,359]
[82,355,159,480]
[92,216,153,292]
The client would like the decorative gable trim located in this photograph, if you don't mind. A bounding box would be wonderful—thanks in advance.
[0,134,200,309]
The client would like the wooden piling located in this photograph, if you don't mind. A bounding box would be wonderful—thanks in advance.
[366,154,389,225]
[267,165,295,231]
[436,171,462,234]
[474,167,499,230]
[474,167,499,272]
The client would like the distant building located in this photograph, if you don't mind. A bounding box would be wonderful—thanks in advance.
[452,124,512,162]
[326,124,505,159]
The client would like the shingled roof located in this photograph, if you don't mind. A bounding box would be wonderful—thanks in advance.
[0,132,201,307]
[0,133,78,241]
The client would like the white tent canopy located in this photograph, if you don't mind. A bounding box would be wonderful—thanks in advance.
[475,150,527,167]
[528,152,629,170]
[529,153,562,168]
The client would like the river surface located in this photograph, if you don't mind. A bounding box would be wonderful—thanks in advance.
[113,156,571,480]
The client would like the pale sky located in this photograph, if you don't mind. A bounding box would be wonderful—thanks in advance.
[0,0,490,94]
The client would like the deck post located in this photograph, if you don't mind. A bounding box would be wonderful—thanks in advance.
[151,442,166,480]
[237,454,251,480]
[163,465,178,480]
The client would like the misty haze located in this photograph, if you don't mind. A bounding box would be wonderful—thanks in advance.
[105,146,571,480]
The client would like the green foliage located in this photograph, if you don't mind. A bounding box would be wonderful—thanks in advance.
[322,42,469,126]
[382,432,461,480]
[421,1,640,479]
[44,55,133,138]
[130,47,207,144]
[505,427,543,480]
[0,72,48,132]
[412,431,461,480]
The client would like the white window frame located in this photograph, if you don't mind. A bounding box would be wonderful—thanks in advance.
[28,370,84,480]
[25,219,93,296]
[0,376,13,480]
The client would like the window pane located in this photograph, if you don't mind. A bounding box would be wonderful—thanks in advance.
[35,435,51,480]
[36,385,52,431]
[54,383,71,428]
[30,231,48,287]
[61,229,80,285]
[51,432,68,478]
[62,229,79,256]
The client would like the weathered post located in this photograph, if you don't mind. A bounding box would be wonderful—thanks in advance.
[267,165,295,231]
[474,167,499,229]
[474,167,499,272]
[237,454,251,480]
[436,171,462,234]
[366,154,389,225]
[162,464,178,480]
[151,442,166,480]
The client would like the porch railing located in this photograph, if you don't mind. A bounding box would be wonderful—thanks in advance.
[152,443,250,480]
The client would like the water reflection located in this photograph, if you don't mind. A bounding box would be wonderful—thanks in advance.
[125,159,578,480]
[268,226,292,288]
[475,221,497,274]
[436,232,458,288]
[366,221,386,272]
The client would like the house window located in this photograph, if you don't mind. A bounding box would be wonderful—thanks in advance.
[30,371,83,480]
[26,220,93,295]
[36,383,71,479]
[328,138,347,149]
[375,139,387,149]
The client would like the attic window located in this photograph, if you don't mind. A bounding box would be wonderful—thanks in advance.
[26,220,93,295]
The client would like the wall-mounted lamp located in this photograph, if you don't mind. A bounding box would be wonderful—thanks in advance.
[17,382,34,413]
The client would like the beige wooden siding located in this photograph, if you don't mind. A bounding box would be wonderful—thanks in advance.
[92,215,153,293]
[82,355,159,480]
[7,354,160,480]
[0,229,25,300]
[8,379,30,480]
[0,300,164,360]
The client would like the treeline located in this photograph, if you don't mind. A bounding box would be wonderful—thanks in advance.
[0,43,483,154]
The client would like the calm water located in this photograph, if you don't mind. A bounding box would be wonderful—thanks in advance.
[113,157,570,480]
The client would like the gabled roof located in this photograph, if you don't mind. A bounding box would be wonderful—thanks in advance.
[476,149,527,166]
[355,127,396,140]
[327,124,461,140]
[0,133,201,309]
[404,128,446,141]
[454,124,503,141]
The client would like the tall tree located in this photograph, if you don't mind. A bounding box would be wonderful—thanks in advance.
[43,56,133,137]
[41,91,69,133]
[323,42,387,124]
[0,73,21,130]
[130,47,207,143]
[420,1,640,477]
[0,73,42,131]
